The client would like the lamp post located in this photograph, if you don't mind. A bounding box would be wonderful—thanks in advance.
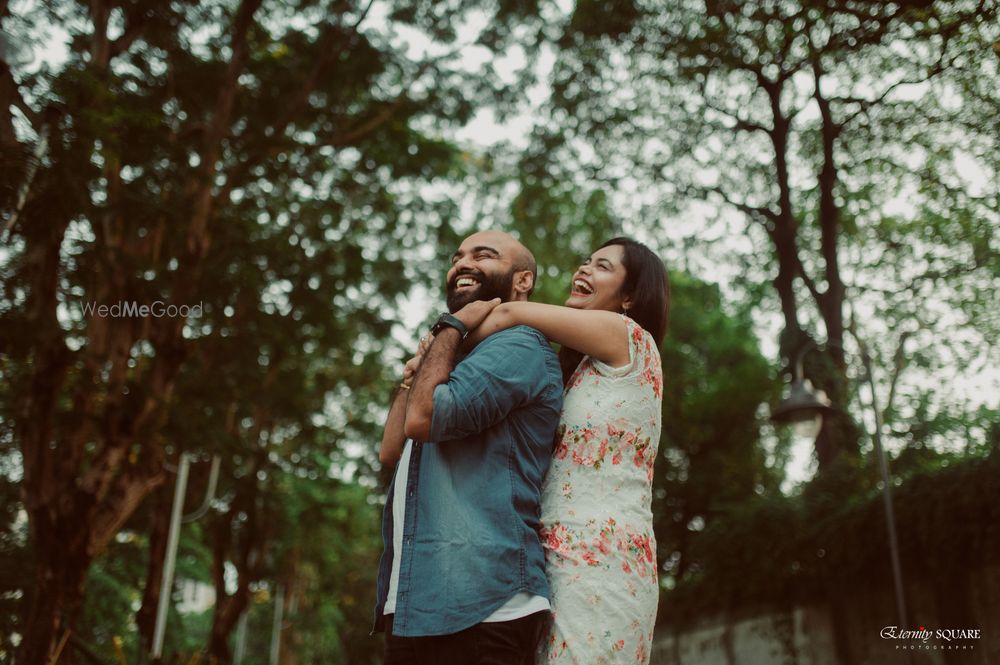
[146,454,221,664]
[771,340,909,631]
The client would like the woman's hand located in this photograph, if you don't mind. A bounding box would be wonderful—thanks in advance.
[401,333,434,388]
[453,298,502,331]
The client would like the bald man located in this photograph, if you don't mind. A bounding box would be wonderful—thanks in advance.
[373,231,564,664]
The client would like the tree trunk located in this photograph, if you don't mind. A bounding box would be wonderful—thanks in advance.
[207,553,254,664]
[18,512,91,665]
[16,1,261,660]
[761,77,809,370]
[277,549,300,665]
[207,466,267,664]
[810,63,859,470]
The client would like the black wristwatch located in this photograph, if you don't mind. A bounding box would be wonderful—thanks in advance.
[430,312,469,339]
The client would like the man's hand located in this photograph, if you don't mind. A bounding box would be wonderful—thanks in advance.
[453,298,501,331]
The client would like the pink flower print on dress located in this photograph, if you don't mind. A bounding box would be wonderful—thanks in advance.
[544,523,568,552]
[554,440,569,460]
[539,316,660,664]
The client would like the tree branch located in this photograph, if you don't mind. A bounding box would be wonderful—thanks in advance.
[882,329,914,426]
[793,252,824,306]
[327,94,409,147]
[109,7,157,59]
[699,91,771,135]
[187,0,263,259]
[683,183,778,227]
[1,64,41,134]
[265,0,376,142]
[86,444,166,556]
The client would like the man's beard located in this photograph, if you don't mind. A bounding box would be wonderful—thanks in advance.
[446,269,515,313]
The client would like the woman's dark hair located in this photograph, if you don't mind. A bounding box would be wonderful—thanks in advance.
[558,237,671,382]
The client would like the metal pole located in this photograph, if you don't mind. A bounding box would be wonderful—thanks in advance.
[789,337,910,633]
[152,455,191,660]
[269,584,284,665]
[233,609,249,665]
[182,456,221,523]
[860,348,909,629]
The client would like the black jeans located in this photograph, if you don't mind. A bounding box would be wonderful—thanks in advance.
[383,611,548,665]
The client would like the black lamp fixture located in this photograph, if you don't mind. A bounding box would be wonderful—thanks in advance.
[771,345,835,438]
[771,377,834,423]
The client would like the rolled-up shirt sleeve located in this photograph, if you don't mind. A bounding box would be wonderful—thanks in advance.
[428,327,552,443]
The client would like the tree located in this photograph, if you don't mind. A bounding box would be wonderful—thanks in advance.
[0,0,540,661]
[539,0,998,475]
[503,3,997,661]
[656,273,779,586]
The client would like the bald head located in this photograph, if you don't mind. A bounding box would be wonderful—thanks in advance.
[446,230,538,311]
[471,231,536,290]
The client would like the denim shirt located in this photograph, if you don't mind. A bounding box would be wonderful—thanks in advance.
[373,325,563,637]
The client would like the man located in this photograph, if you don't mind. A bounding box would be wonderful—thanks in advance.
[373,230,564,664]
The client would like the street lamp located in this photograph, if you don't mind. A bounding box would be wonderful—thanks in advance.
[772,340,909,632]
[145,454,221,664]
[770,350,835,438]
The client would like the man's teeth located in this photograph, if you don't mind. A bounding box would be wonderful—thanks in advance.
[456,277,479,288]
[574,280,593,294]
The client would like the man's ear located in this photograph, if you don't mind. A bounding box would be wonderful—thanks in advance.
[512,270,534,299]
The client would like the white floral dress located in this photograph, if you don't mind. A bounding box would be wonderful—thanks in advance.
[539,316,662,665]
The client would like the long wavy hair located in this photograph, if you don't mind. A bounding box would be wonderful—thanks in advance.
[558,237,670,382]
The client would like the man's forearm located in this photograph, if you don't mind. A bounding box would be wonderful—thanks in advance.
[379,387,409,466]
[404,328,462,441]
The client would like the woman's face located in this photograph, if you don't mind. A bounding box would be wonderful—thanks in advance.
[565,244,630,312]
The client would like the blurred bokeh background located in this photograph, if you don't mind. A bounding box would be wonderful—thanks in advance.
[1,1,997,663]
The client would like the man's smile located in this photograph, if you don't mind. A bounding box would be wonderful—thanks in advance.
[452,275,481,292]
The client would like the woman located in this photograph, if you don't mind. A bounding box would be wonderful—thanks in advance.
[461,237,669,665]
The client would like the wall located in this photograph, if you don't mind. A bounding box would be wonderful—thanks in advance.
[650,565,1000,665]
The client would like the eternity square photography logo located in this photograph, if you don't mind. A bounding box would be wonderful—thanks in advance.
[881,625,983,652]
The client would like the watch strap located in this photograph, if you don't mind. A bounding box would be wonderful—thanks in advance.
[431,313,469,339]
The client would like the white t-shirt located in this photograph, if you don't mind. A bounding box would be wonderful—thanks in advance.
[383,440,549,622]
